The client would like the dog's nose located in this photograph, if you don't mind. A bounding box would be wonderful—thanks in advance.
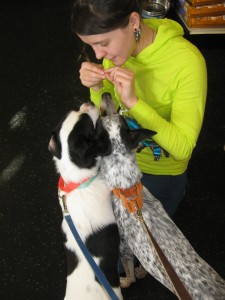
[100,93,117,116]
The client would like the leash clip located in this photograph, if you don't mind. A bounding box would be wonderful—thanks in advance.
[135,208,144,222]
[58,192,68,215]
[62,195,68,214]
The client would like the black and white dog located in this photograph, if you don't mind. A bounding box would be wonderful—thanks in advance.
[48,103,123,300]
[98,93,225,299]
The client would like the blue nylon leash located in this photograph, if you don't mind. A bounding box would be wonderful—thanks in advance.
[61,174,119,300]
[64,215,119,300]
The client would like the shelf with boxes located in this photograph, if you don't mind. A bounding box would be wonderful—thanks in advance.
[173,0,225,34]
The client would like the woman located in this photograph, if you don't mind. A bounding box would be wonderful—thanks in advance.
[71,0,207,217]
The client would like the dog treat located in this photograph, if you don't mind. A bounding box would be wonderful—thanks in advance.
[176,0,225,27]
[187,14,225,27]
[189,0,223,6]
[185,2,225,17]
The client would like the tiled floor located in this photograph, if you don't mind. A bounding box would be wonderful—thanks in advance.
[0,2,225,299]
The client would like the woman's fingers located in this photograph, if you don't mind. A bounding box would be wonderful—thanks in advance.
[104,67,134,84]
[104,67,138,108]
[79,62,105,89]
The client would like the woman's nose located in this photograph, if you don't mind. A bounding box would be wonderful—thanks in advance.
[93,46,105,60]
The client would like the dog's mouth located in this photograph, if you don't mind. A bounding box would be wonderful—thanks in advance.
[100,93,117,117]
[80,101,93,113]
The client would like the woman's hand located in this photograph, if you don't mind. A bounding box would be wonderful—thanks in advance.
[104,67,138,109]
[79,62,105,91]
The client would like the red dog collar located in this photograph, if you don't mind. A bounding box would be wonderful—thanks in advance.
[58,176,91,193]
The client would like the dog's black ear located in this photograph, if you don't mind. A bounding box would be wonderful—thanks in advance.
[92,119,112,157]
[68,114,96,168]
[79,119,112,165]
[68,115,111,169]
[48,132,62,159]
[120,116,156,150]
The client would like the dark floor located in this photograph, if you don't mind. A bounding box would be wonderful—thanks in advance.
[0,1,225,299]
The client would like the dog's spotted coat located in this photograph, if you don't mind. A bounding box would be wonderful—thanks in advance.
[99,93,225,299]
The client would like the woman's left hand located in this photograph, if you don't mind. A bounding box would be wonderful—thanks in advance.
[104,67,138,109]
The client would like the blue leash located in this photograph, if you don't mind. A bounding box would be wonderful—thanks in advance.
[64,215,119,300]
[61,174,120,300]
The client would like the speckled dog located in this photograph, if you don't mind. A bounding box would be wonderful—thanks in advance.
[98,93,225,299]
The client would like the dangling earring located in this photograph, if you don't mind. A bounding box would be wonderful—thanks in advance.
[134,27,141,42]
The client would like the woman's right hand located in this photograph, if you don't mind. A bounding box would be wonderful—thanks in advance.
[79,62,105,91]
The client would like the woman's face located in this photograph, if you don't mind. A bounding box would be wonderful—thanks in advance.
[78,23,137,66]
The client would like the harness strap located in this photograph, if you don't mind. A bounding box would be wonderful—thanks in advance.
[113,182,143,213]
[125,117,169,160]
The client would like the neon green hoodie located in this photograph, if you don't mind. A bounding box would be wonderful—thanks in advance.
[90,18,207,175]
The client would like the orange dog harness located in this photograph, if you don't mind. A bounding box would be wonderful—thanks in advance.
[112,181,143,213]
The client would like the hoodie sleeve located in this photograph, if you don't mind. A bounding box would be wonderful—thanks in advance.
[129,54,207,161]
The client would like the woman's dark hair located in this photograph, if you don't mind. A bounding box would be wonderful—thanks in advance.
[71,0,141,36]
